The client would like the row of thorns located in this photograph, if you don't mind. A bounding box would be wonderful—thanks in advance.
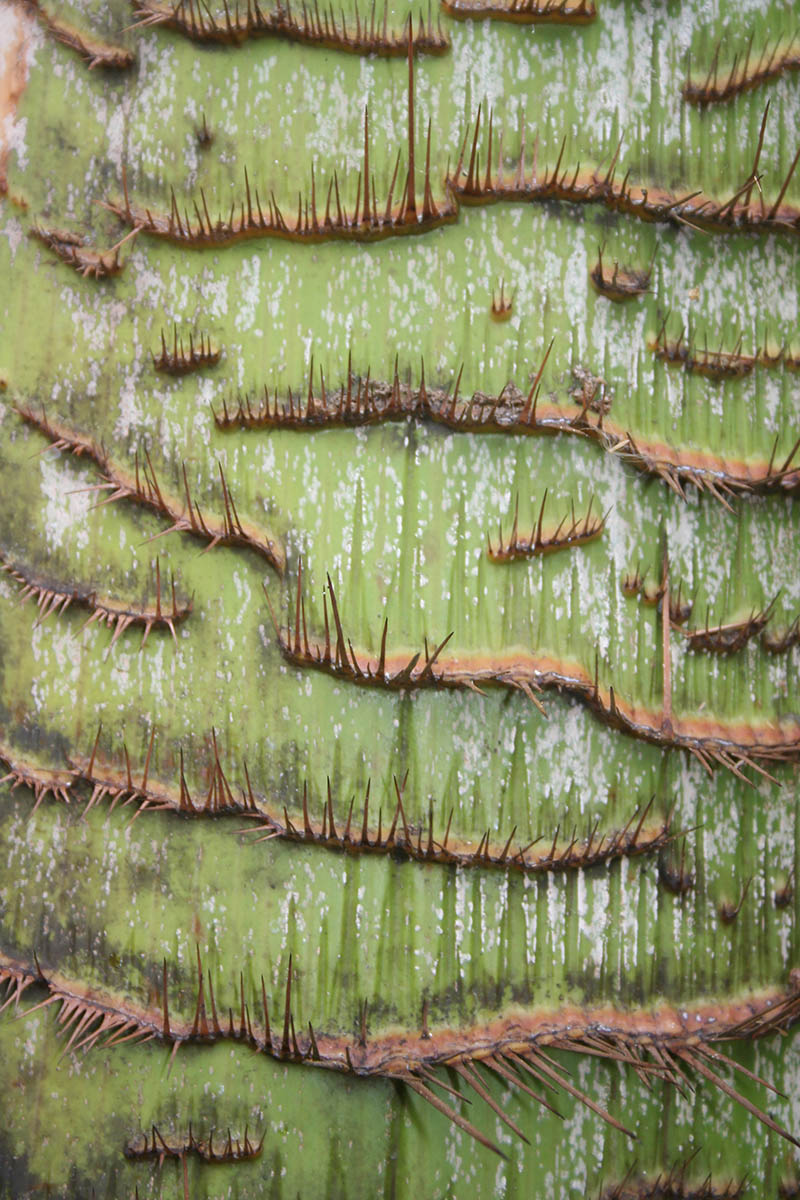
[6,394,800,780]
[12,0,800,1189]
[3,941,800,1159]
[102,93,800,248]
[27,28,800,520]
[32,36,800,261]
[31,0,800,113]
[31,227,800,390]
[127,1146,749,1200]
[4,719,793,916]
[15,367,800,541]
[5,490,800,782]
[261,562,800,781]
[15,391,800,603]
[0,722,680,876]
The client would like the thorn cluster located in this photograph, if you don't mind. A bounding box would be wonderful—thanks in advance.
[265,562,479,696]
[25,0,134,68]
[487,491,606,561]
[763,616,800,654]
[448,105,800,238]
[0,728,677,877]
[265,567,800,780]
[1,553,191,649]
[569,365,612,413]
[602,1155,745,1199]
[658,843,694,896]
[16,404,285,573]
[130,0,448,56]
[212,351,800,505]
[652,319,753,380]
[30,225,138,280]
[125,1123,264,1163]
[152,326,221,375]
[0,741,75,813]
[441,0,595,24]
[590,244,653,301]
[677,598,778,654]
[212,350,546,433]
[622,567,694,626]
[684,32,800,107]
[4,949,800,1156]
[245,779,677,876]
[68,725,253,820]
[490,279,513,320]
[653,316,800,379]
[1,956,157,1054]
[106,38,454,247]
[719,877,752,925]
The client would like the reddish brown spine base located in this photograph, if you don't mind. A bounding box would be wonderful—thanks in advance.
[1,553,192,649]
[131,0,448,56]
[677,600,778,655]
[211,355,800,507]
[106,38,454,248]
[487,491,605,561]
[653,339,754,380]
[684,34,800,107]
[441,0,595,24]
[658,842,694,896]
[24,1,134,69]
[590,246,652,301]
[105,160,455,248]
[0,742,74,810]
[601,1160,744,1199]
[0,730,676,877]
[152,326,221,375]
[490,279,513,320]
[29,226,138,280]
[624,571,797,655]
[448,106,800,239]
[242,787,675,874]
[764,618,800,653]
[196,112,213,148]
[719,878,754,926]
[622,568,693,626]
[3,950,800,1154]
[652,321,800,380]
[125,1124,264,1163]
[267,571,800,782]
[15,404,285,574]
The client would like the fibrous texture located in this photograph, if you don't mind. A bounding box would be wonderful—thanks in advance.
[1,0,800,1197]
